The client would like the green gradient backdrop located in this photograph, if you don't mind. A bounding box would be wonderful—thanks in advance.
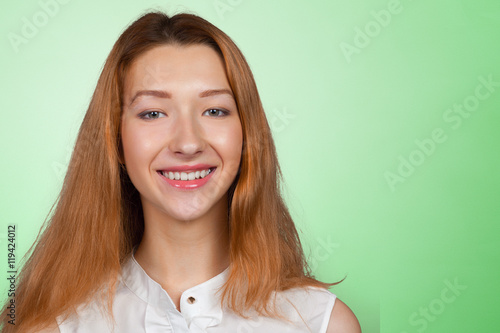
[1,0,499,332]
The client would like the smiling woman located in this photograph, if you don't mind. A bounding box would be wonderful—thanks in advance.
[121,45,242,228]
[1,12,360,333]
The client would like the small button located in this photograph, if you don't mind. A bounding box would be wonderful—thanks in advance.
[187,296,196,304]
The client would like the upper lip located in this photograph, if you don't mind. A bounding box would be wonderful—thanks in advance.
[159,164,216,172]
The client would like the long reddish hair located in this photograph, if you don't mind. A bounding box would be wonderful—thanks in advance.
[1,12,333,332]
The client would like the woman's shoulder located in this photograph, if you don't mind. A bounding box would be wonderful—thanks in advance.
[326,298,362,333]
[279,285,337,308]
[272,286,337,332]
[277,286,360,333]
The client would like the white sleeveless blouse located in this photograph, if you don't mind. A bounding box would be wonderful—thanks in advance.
[56,255,336,332]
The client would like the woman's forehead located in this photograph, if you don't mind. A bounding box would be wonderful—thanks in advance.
[123,44,230,99]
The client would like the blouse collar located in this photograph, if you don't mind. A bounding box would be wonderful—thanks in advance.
[120,253,229,330]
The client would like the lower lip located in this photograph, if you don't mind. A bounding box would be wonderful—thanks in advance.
[159,169,215,189]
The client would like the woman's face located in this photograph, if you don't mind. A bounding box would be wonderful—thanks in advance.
[121,44,242,223]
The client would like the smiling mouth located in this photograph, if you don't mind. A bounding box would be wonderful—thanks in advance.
[158,167,216,181]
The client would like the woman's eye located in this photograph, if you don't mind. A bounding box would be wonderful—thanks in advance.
[204,108,229,117]
[138,111,164,120]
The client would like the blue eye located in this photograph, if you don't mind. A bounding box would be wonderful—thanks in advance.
[138,111,165,120]
[204,108,229,117]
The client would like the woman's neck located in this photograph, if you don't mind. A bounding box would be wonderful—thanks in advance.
[133,198,230,310]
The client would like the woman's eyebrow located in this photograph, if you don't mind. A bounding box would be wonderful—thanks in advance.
[128,88,234,107]
[129,90,171,106]
[199,89,233,98]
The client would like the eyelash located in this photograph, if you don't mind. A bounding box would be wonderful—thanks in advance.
[203,108,230,117]
[138,108,230,120]
[138,110,164,120]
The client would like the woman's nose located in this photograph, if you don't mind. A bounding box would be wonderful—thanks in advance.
[168,115,206,157]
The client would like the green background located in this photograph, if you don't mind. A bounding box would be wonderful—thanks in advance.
[1,0,499,332]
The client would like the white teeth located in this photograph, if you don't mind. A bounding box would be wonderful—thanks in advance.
[163,168,213,181]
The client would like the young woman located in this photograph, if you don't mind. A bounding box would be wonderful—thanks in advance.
[2,12,361,332]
